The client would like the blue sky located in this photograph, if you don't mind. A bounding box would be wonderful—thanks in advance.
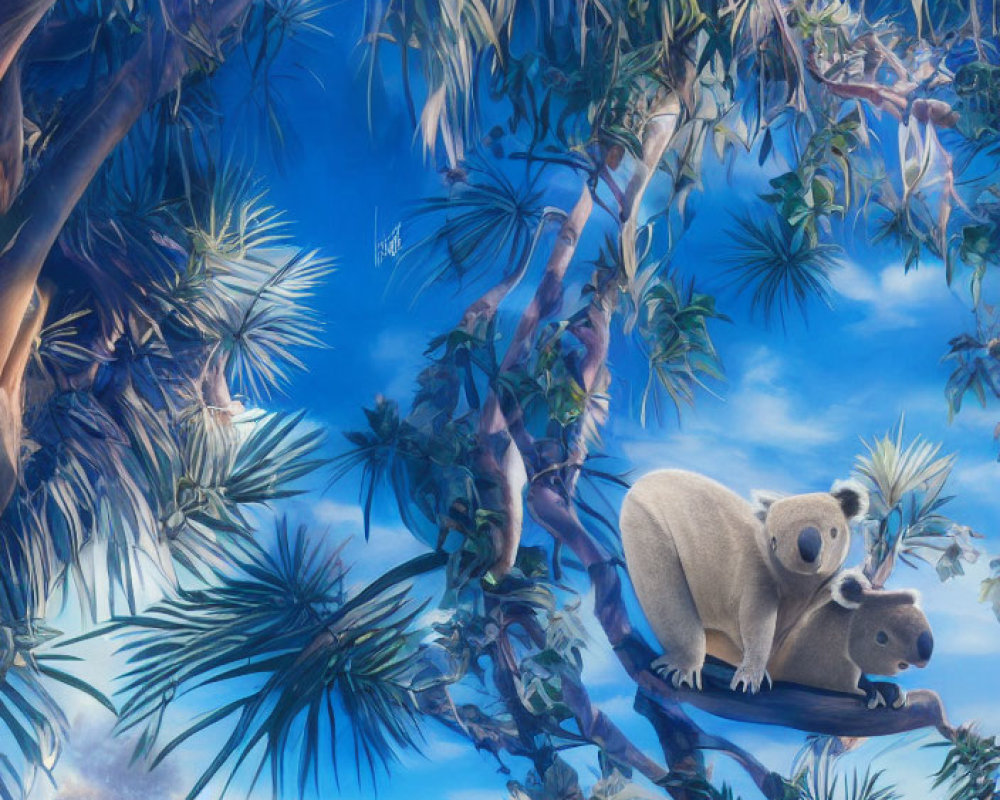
[25,4,1000,799]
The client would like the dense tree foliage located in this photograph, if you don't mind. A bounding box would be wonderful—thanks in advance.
[1,1,1000,800]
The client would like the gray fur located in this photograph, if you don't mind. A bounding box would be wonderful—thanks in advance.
[768,575,932,706]
[620,469,855,693]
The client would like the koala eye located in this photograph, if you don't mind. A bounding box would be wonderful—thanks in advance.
[830,527,838,538]
[876,631,889,646]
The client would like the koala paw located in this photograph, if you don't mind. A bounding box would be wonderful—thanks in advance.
[651,656,703,691]
[872,681,907,710]
[730,664,772,694]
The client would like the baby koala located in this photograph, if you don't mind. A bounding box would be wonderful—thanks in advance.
[621,469,868,694]
[768,569,934,709]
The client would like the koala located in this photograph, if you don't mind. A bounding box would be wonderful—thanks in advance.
[620,469,867,693]
[768,570,934,709]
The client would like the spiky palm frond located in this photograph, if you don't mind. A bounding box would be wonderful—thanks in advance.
[856,421,955,511]
[364,0,516,166]
[210,247,332,399]
[792,738,901,800]
[122,401,327,581]
[154,165,334,399]
[927,725,1000,800]
[400,156,544,292]
[853,419,976,583]
[188,165,289,263]
[0,621,114,800]
[78,520,429,799]
[723,215,841,324]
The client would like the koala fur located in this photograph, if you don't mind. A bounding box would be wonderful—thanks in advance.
[620,469,867,693]
[768,570,934,708]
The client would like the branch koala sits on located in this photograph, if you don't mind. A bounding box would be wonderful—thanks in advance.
[620,469,868,694]
[768,570,934,709]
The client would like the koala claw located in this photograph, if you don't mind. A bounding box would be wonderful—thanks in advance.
[651,657,702,691]
[892,689,907,709]
[730,665,771,694]
[865,690,887,710]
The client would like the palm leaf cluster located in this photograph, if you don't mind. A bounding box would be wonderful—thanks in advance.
[853,420,979,585]
[792,738,901,800]
[723,215,841,326]
[400,156,545,291]
[928,725,1000,800]
[74,520,429,799]
[0,620,114,800]
[4,212,328,623]
[1,43,331,790]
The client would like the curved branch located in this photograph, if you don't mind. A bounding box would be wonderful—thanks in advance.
[0,0,55,85]
[0,59,23,214]
[638,658,952,739]
[478,183,594,578]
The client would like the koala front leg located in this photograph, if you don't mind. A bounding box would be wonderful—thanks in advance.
[858,676,907,710]
[732,594,777,694]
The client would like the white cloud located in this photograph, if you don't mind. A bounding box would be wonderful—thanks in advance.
[594,694,636,719]
[311,500,433,587]
[30,716,187,800]
[314,499,364,525]
[830,259,964,333]
[952,460,1000,510]
[620,346,851,496]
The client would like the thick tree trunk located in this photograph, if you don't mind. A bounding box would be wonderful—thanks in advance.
[0,281,50,511]
[0,0,55,85]
[0,60,24,214]
[482,185,594,578]
[0,0,252,514]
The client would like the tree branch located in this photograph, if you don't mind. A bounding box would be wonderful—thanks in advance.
[499,184,594,374]
[0,0,252,372]
[0,59,23,214]
[561,672,671,785]
[478,183,594,578]
[0,0,55,85]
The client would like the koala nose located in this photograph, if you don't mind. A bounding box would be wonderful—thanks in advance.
[917,630,934,663]
[797,526,822,564]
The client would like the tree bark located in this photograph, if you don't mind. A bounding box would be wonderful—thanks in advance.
[0,60,24,214]
[479,185,594,579]
[0,0,55,85]
[0,0,252,371]
[0,280,50,511]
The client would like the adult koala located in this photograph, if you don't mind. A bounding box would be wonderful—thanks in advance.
[620,469,867,693]
[768,570,934,709]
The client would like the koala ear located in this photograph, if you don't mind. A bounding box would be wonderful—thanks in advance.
[859,589,921,612]
[830,568,872,609]
[751,490,784,523]
[830,479,869,522]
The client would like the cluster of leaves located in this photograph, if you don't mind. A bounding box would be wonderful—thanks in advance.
[943,307,1000,437]
[507,757,670,800]
[853,419,982,585]
[928,725,1000,800]
[791,737,900,800]
[72,520,432,799]
[1,154,329,624]
[0,620,114,798]
[0,1,333,792]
